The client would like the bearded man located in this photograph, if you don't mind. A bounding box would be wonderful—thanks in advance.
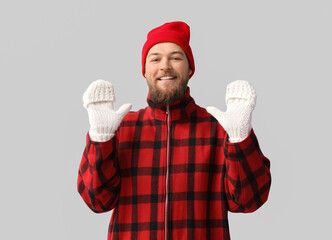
[78,21,271,240]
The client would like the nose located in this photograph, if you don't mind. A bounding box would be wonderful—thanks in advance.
[160,58,172,71]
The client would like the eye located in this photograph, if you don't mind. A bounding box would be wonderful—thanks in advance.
[151,58,159,62]
[172,57,182,60]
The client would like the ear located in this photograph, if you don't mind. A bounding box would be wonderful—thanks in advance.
[189,68,193,76]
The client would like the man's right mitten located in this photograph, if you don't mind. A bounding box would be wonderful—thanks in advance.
[83,79,132,142]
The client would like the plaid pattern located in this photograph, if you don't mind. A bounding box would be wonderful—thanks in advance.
[78,89,271,240]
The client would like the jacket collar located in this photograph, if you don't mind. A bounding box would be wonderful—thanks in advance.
[147,87,196,121]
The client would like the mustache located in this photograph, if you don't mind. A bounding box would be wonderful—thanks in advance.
[157,72,176,78]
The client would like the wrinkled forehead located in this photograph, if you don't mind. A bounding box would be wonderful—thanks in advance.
[147,42,186,57]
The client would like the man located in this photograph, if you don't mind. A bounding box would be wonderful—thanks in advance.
[78,21,271,240]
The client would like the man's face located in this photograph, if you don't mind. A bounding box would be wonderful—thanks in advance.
[144,42,192,105]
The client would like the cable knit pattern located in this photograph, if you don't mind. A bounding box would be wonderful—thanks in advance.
[83,79,115,109]
[225,80,256,105]
[83,79,132,142]
[207,80,256,143]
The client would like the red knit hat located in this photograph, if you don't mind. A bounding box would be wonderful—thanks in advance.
[142,21,195,79]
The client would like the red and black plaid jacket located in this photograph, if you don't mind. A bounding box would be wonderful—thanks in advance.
[78,88,271,240]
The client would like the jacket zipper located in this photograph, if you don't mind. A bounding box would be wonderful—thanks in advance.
[165,105,170,240]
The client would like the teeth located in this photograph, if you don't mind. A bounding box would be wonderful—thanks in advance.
[159,76,175,80]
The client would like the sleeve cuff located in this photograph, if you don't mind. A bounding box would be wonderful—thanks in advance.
[224,128,258,161]
[86,131,115,145]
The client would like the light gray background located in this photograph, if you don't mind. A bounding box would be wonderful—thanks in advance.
[1,0,331,239]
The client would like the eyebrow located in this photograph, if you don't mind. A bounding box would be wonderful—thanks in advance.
[147,51,185,58]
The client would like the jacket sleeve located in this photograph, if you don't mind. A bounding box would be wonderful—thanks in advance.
[77,132,120,213]
[223,129,271,213]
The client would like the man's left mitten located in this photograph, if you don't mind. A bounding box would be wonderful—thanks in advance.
[207,80,256,143]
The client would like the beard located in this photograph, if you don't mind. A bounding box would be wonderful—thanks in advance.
[147,76,189,105]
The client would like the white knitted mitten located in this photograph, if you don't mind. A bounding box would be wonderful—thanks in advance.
[83,79,132,142]
[207,80,256,143]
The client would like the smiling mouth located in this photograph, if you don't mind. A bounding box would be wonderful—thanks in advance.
[158,76,177,80]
